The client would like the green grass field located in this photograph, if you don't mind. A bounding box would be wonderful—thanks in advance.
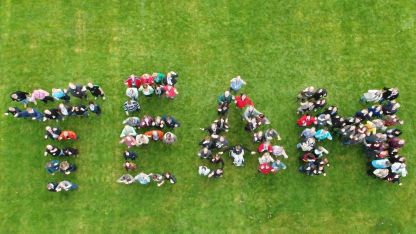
[0,0,415,233]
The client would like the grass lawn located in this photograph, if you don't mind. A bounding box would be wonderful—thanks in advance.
[0,0,415,233]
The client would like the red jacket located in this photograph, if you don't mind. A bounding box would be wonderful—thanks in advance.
[125,77,141,88]
[140,75,154,85]
[58,131,77,140]
[235,96,254,109]
[258,143,272,153]
[297,115,316,127]
[144,130,164,141]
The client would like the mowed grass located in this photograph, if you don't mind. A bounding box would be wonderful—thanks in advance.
[0,0,415,233]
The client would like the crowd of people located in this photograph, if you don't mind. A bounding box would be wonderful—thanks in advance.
[118,72,179,187]
[5,82,105,192]
[44,127,79,192]
[296,86,407,184]
[198,76,288,178]
[6,82,104,121]
[296,87,331,176]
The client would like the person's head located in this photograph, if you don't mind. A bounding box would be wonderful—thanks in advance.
[60,161,69,169]
[130,74,135,78]
[68,82,75,89]
[219,136,225,141]
[203,147,208,153]
[46,144,53,150]
[44,109,51,115]
[214,154,220,160]
[211,123,217,129]
[45,126,52,131]
[87,82,93,88]
[164,172,171,178]
[143,84,148,89]
[27,107,34,113]
[241,93,246,99]
[152,131,159,139]
[236,75,241,80]
[235,144,241,150]
[59,103,65,109]
[152,73,158,77]
[11,93,18,99]
[248,105,254,111]
[47,183,55,190]
[224,91,230,97]
[398,139,405,145]
[165,132,172,138]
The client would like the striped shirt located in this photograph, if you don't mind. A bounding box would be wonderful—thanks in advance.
[124,100,140,112]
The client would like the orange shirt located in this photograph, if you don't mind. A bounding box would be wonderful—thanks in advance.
[144,130,164,141]
[59,131,77,140]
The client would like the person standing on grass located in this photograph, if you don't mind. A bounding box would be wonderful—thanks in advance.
[208,168,224,178]
[218,91,233,106]
[161,115,180,128]
[123,151,137,161]
[29,89,55,105]
[126,87,139,100]
[135,134,150,146]
[163,85,178,99]
[200,123,223,139]
[123,161,137,171]
[125,74,142,88]
[88,101,101,115]
[123,99,140,116]
[120,125,137,138]
[229,75,246,92]
[140,74,154,86]
[10,91,30,107]
[58,130,78,141]
[163,132,177,144]
[243,105,262,122]
[152,72,166,85]
[234,93,253,109]
[86,82,106,100]
[162,71,178,86]
[144,130,164,141]
[120,135,137,148]
[139,84,154,97]
[68,82,87,99]
[51,88,71,102]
